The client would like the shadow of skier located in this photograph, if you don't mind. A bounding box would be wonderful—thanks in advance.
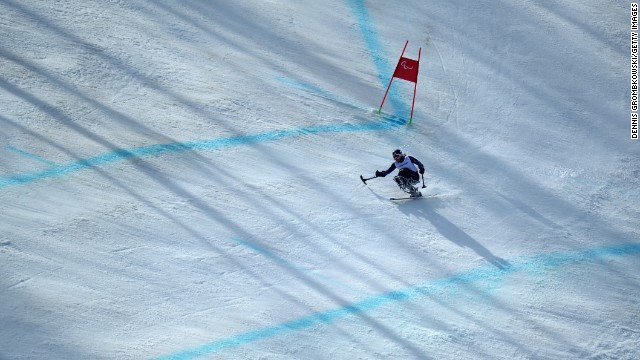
[397,199,511,270]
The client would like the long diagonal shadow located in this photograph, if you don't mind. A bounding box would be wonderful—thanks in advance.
[397,201,511,269]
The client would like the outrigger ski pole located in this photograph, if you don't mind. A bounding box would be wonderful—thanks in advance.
[360,175,378,185]
[362,174,425,187]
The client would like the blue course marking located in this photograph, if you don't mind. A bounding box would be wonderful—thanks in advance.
[154,242,640,360]
[345,0,409,116]
[0,119,402,190]
[4,145,56,166]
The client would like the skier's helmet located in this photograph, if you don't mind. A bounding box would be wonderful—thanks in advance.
[392,149,405,160]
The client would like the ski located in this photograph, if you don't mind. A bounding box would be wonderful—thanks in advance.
[389,192,440,200]
[390,195,423,201]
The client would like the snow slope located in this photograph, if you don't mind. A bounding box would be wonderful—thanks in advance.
[1,0,638,359]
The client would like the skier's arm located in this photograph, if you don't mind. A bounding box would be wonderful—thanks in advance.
[409,156,425,174]
[376,163,397,177]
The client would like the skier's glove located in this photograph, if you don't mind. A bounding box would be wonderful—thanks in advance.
[375,170,385,177]
[419,169,425,175]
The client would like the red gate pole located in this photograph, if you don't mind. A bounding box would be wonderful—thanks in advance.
[378,40,408,114]
[409,47,421,124]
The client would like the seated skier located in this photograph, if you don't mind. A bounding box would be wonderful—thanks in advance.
[375,149,425,197]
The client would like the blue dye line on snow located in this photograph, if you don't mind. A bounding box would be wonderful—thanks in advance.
[346,0,391,86]
[4,145,57,166]
[345,0,409,116]
[155,242,640,360]
[0,119,401,190]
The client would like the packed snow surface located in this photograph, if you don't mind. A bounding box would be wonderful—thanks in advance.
[1,1,638,359]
